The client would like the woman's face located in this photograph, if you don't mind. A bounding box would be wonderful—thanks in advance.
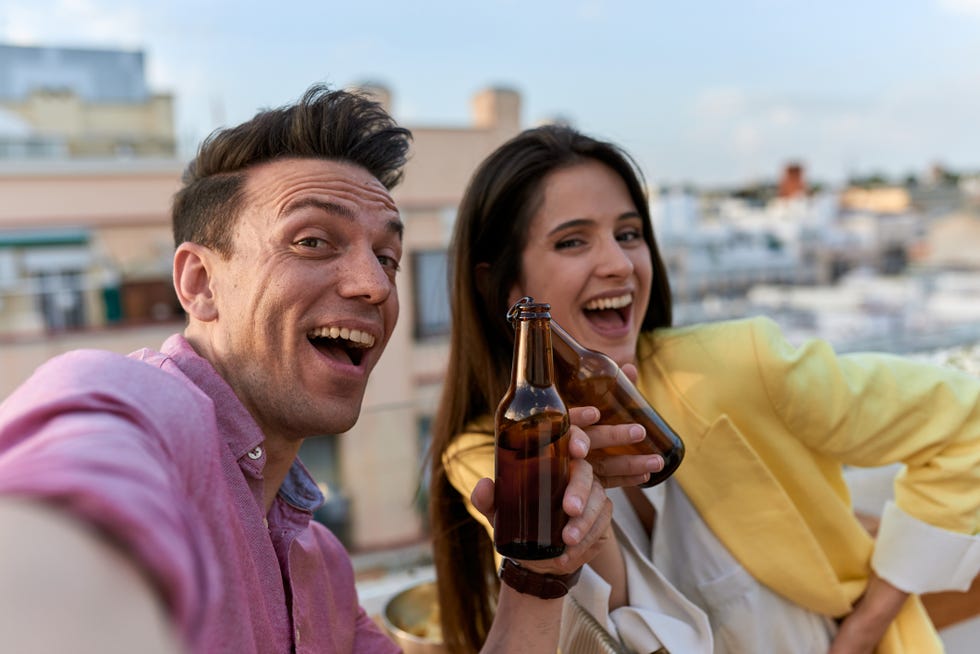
[509,159,652,366]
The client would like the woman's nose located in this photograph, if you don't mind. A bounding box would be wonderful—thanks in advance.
[596,237,635,278]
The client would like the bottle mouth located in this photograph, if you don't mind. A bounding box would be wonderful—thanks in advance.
[506,296,551,324]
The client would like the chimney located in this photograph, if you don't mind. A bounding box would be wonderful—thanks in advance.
[471,87,521,131]
[778,162,806,198]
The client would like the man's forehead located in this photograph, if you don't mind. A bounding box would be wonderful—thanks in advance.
[244,157,400,215]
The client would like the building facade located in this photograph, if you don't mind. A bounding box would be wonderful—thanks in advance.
[0,44,175,158]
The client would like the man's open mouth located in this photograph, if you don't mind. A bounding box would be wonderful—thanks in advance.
[307,326,375,366]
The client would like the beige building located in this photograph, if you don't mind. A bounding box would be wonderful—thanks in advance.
[0,44,176,158]
[0,84,523,551]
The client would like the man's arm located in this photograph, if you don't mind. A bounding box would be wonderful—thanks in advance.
[471,424,615,653]
[0,498,182,654]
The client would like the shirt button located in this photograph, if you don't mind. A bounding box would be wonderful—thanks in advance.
[247,446,263,460]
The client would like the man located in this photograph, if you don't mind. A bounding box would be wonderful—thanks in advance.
[0,86,614,653]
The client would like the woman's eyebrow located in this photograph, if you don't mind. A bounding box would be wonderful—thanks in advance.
[546,217,593,237]
[546,211,642,237]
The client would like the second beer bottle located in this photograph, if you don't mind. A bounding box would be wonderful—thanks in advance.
[494,300,570,560]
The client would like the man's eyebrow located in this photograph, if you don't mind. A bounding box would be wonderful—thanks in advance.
[283,198,403,240]
[387,219,405,241]
[283,198,356,219]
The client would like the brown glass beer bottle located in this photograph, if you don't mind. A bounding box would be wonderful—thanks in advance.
[511,297,685,488]
[494,300,571,560]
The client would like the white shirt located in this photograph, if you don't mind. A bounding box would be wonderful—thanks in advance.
[568,475,980,654]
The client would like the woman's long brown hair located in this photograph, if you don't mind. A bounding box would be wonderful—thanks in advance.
[428,124,673,653]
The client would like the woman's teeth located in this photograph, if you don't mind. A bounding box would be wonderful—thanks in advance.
[307,326,375,347]
[584,294,632,311]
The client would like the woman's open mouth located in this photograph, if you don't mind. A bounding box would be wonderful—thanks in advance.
[582,293,632,331]
[307,326,375,367]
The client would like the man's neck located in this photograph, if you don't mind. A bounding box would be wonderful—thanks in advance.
[260,436,304,515]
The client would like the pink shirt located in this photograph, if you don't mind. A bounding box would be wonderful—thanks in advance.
[0,334,400,654]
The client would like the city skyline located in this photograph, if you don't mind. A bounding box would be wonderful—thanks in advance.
[1,0,979,187]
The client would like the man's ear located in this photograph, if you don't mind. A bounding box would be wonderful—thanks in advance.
[173,242,218,322]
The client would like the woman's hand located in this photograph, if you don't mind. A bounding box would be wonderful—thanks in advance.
[572,405,664,487]
[470,424,613,577]
[568,362,664,488]
[828,574,909,654]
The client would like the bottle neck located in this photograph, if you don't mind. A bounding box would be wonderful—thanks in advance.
[512,316,556,388]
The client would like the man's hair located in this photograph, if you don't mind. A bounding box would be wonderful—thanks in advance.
[171,84,412,255]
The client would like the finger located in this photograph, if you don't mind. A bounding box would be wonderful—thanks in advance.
[561,457,593,518]
[622,363,639,384]
[560,480,613,565]
[566,425,590,460]
[519,483,613,576]
[519,481,613,577]
[583,422,646,452]
[568,406,600,428]
[590,453,663,487]
[470,478,495,522]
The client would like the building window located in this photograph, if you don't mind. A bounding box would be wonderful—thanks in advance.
[412,250,450,339]
[300,435,351,546]
[35,270,86,331]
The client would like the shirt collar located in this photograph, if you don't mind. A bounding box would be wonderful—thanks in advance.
[158,334,324,510]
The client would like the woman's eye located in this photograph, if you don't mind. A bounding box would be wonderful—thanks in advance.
[617,229,642,243]
[555,237,584,250]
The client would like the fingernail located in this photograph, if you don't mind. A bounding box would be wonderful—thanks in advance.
[648,455,664,470]
[629,425,645,441]
[568,496,583,513]
[587,407,600,422]
[565,527,582,544]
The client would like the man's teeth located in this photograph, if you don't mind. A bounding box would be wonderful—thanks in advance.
[307,326,375,348]
[584,294,632,311]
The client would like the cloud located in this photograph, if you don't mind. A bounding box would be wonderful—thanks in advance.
[938,0,980,16]
[677,81,980,185]
[575,0,606,21]
[0,0,146,46]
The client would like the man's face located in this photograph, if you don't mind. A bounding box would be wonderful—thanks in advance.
[203,158,402,441]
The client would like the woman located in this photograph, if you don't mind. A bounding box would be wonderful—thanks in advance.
[428,125,980,654]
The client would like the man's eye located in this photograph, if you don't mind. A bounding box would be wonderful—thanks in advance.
[377,255,401,272]
[296,237,324,248]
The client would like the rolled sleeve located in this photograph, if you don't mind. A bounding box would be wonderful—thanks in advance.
[872,501,980,594]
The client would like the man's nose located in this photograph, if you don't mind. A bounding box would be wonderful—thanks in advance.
[338,248,394,304]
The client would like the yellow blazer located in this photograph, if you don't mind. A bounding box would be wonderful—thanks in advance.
[445,316,980,653]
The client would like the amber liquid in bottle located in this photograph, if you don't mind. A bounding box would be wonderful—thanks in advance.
[510,297,685,488]
[494,302,571,560]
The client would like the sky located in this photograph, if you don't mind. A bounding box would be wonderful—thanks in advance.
[1,0,979,188]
